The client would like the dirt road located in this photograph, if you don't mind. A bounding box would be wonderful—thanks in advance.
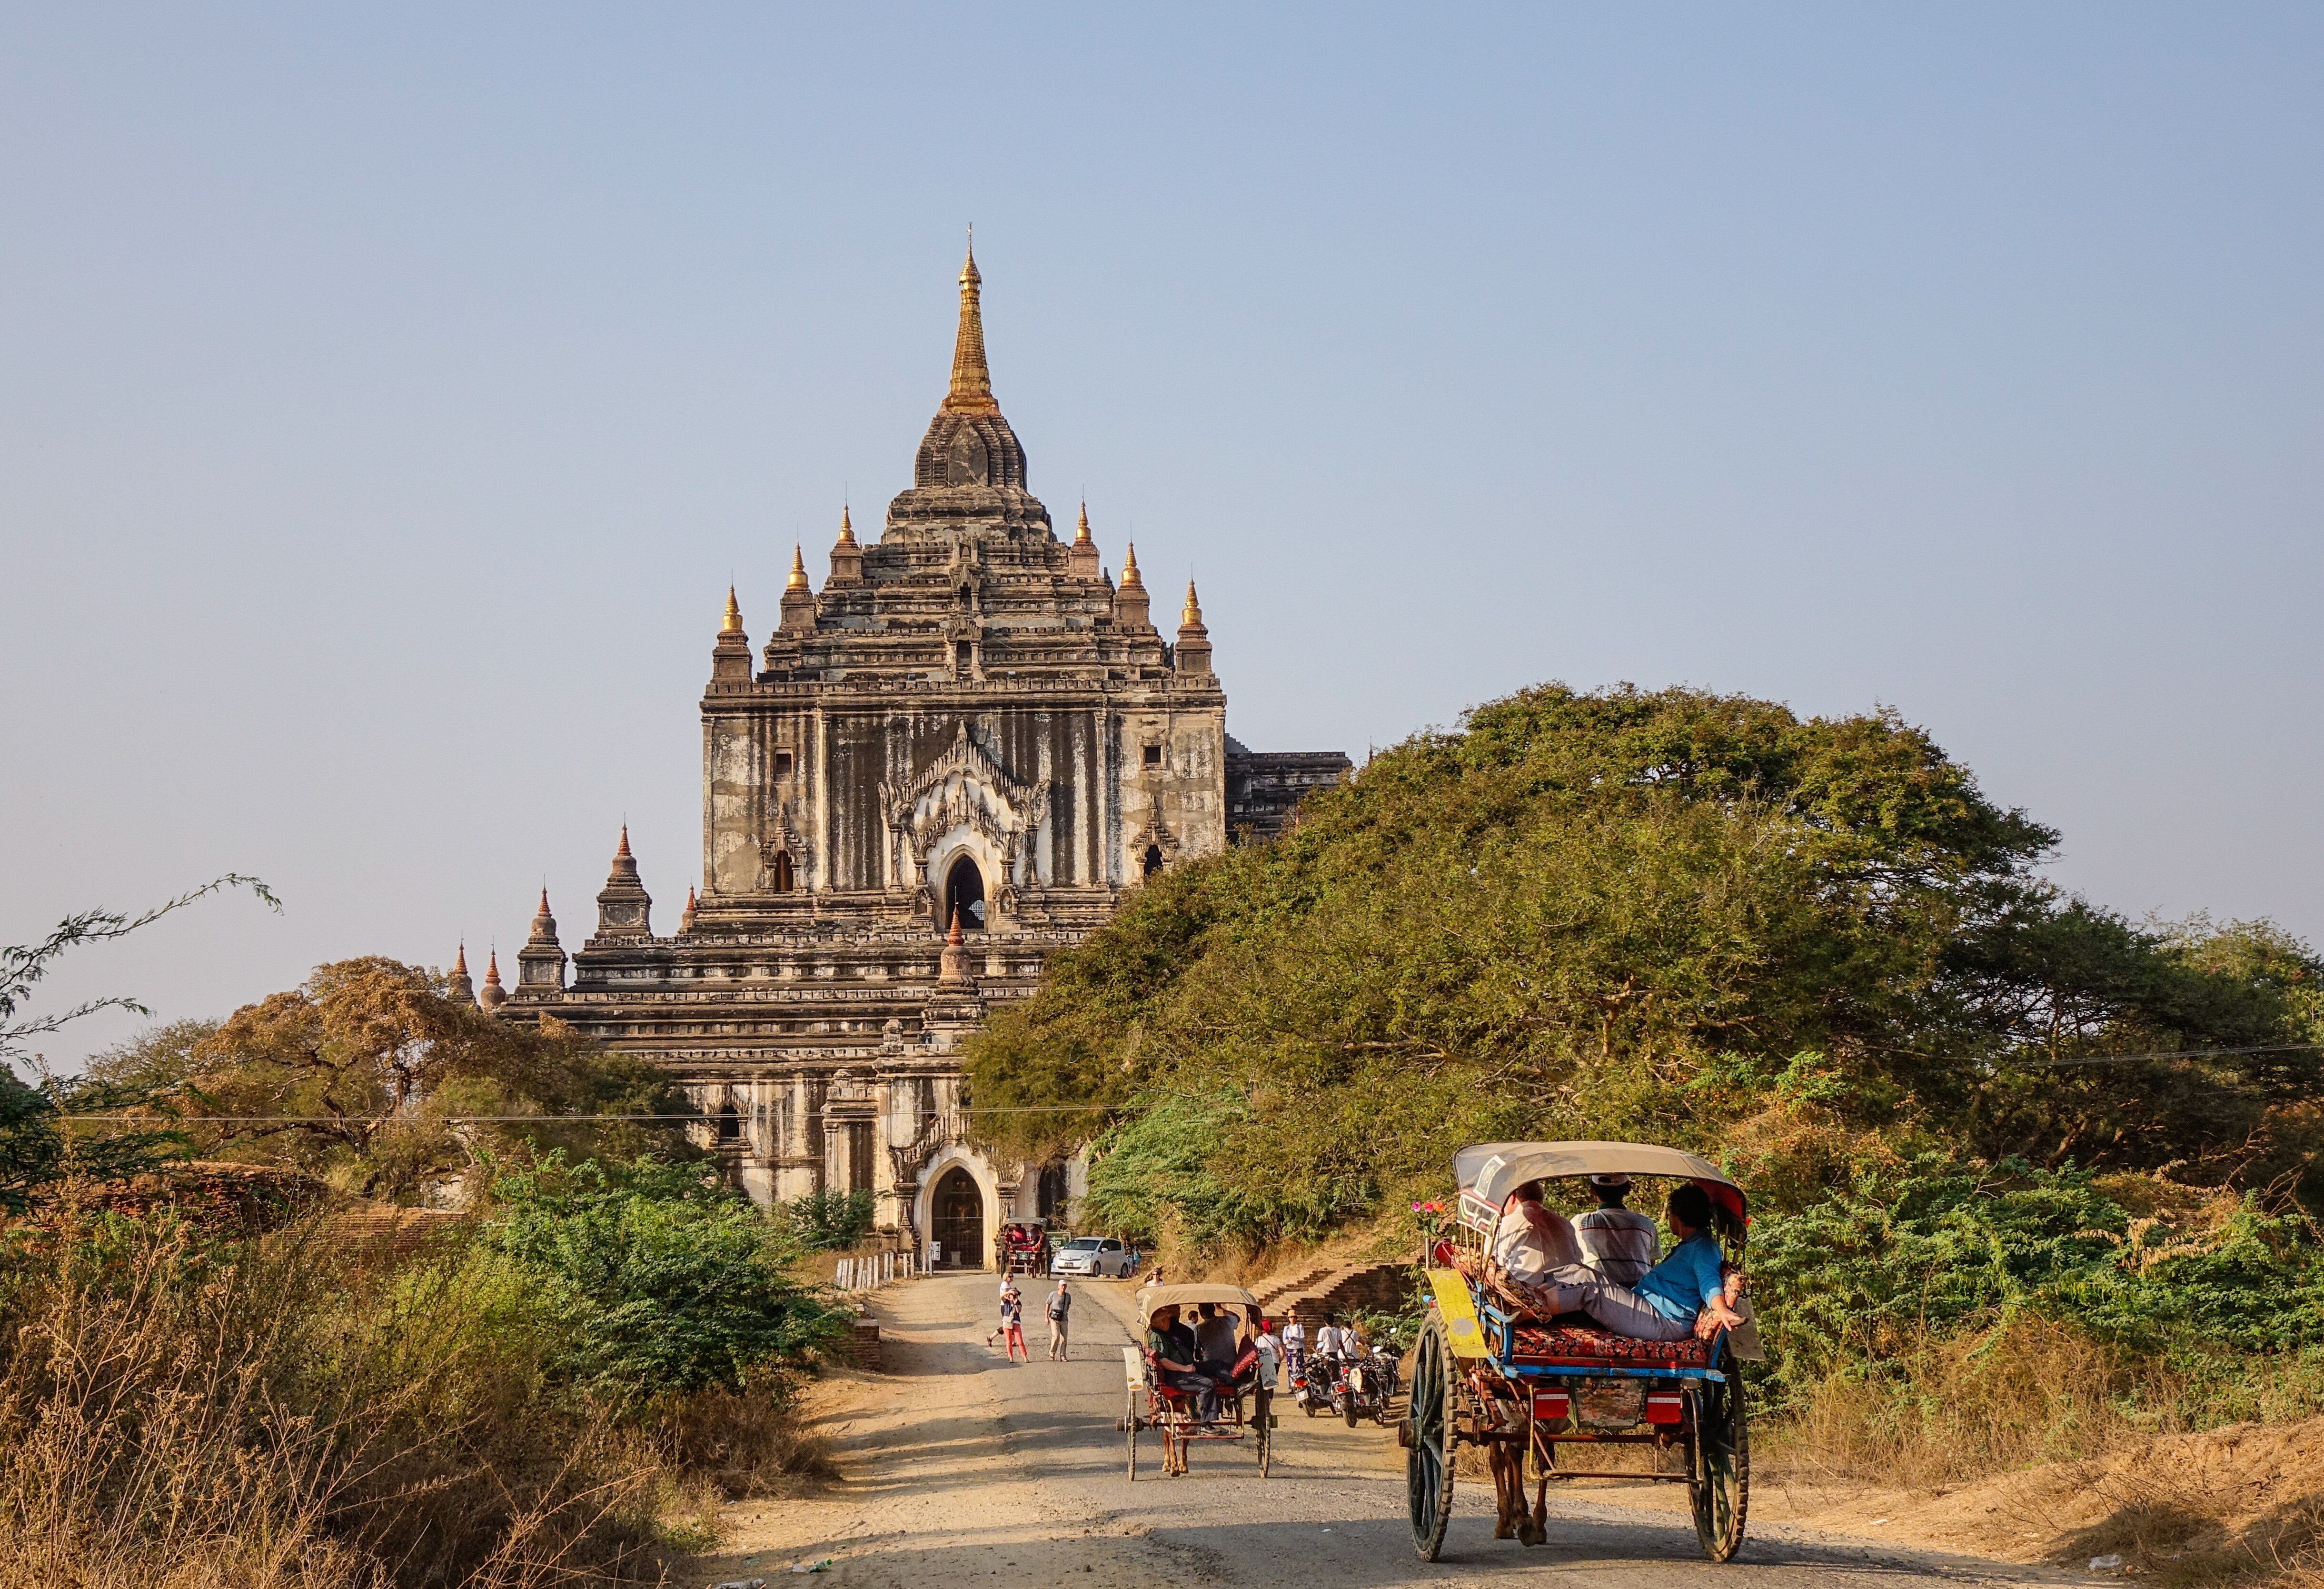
[695,1273,2104,1588]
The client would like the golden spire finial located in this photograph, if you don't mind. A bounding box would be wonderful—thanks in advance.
[616,823,632,859]
[484,948,502,985]
[1120,540,1143,589]
[836,503,856,548]
[943,230,1000,415]
[1075,501,1092,545]
[1182,579,1202,627]
[786,543,809,591]
[721,584,742,633]
[453,941,468,975]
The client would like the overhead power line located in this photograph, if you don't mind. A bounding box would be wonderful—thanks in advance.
[2011,1042,2324,1068]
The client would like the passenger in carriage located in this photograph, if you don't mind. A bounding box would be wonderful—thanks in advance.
[1575,1173,1660,1287]
[1490,1179,1584,1292]
[1147,1304,1223,1421]
[1546,1184,1744,1343]
[1192,1301,1241,1377]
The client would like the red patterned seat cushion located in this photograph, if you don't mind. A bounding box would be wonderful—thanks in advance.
[1509,1325,1713,1367]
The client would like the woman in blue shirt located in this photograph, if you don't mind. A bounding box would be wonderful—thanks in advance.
[1552,1184,1744,1342]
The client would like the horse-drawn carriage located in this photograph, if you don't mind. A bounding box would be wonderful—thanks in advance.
[995,1219,1051,1277]
[1404,1142,1761,1563]
[1118,1283,1276,1479]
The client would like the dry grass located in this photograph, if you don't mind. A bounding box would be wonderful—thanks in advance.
[666,1385,840,1500]
[1774,1314,2153,1489]
[0,1198,831,1588]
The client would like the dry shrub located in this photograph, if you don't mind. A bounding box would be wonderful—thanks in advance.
[1774,1314,2153,1489]
[665,1385,837,1499]
[0,1203,675,1589]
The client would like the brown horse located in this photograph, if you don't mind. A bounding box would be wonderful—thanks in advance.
[1485,1392,1550,1545]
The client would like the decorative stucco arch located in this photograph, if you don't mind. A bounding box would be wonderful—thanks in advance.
[929,834,1003,928]
[914,1143,1002,1266]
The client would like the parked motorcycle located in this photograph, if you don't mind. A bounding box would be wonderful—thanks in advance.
[1339,1348,1399,1427]
[1290,1349,1335,1419]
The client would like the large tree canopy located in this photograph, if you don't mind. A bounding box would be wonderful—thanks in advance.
[966,684,2323,1253]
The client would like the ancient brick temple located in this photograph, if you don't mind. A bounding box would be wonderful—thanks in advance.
[493,245,1348,1267]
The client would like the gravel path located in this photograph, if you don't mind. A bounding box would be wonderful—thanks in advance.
[693,1273,2104,1589]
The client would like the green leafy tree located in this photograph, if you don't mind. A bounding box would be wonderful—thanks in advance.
[778,1188,877,1250]
[970,683,2324,1256]
[483,1156,847,1407]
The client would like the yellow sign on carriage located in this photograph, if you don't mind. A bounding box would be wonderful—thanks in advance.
[1426,1269,1492,1359]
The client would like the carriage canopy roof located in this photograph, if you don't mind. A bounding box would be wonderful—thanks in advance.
[1457,1141,1745,1217]
[1138,1283,1260,1326]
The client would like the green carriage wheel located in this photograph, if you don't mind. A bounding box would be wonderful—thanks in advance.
[1689,1371,1750,1562]
[1406,1313,1456,1561]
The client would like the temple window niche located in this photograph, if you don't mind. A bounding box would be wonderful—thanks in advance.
[770,851,795,892]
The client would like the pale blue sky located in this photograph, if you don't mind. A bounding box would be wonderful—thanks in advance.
[6,6,2321,1064]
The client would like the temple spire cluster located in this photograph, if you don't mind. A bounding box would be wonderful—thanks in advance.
[484,240,1351,1240]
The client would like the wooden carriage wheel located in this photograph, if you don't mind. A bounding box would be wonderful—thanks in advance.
[1406,1313,1456,1560]
[1124,1385,1140,1481]
[1689,1370,1750,1562]
[1254,1389,1272,1477]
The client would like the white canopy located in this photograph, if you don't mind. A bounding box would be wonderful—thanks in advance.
[1138,1282,1261,1326]
[1457,1140,1742,1211]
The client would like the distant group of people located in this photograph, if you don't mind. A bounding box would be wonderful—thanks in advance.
[984,1275,1076,1363]
[1490,1172,1745,1341]
[1144,1299,1268,1422]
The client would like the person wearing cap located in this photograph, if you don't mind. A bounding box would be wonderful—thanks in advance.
[1147,1303,1223,1421]
[1575,1173,1661,1288]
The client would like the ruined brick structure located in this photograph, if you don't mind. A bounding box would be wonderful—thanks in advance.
[494,245,1348,1267]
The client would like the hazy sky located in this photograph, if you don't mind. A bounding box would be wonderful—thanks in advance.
[6,6,2321,1067]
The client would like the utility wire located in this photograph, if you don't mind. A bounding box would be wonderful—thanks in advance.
[2009,1042,2324,1068]
[54,1103,1115,1125]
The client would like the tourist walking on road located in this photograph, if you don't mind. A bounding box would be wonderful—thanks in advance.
[999,1281,1029,1363]
[1046,1279,1073,1359]
[983,1277,1017,1348]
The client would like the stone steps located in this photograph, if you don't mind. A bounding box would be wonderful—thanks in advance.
[1253,1260,1415,1321]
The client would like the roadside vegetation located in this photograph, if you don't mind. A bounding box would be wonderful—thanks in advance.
[968,682,2324,1564]
[0,894,852,1588]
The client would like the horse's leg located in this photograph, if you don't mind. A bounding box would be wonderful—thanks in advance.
[1490,1435,1519,1539]
[1523,1420,1552,1547]
[1515,1410,1548,1546]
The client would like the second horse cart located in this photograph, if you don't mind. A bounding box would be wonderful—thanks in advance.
[1119,1283,1276,1479]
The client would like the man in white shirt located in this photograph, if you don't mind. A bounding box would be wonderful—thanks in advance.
[1575,1173,1661,1288]
[1490,1180,1586,1307]
[1280,1305,1309,1368]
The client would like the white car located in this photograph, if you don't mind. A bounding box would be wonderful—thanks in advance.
[1049,1235,1135,1278]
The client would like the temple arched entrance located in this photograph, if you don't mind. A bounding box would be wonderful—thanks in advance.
[931,1166,984,1269]
[944,855,987,931]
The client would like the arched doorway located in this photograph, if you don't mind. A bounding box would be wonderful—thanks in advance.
[944,855,987,931]
[769,850,795,892]
[1142,844,1164,879]
[931,1166,984,1268]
